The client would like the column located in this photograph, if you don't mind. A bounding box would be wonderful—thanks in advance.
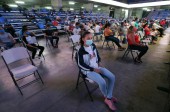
[82,3,94,11]
[51,0,62,9]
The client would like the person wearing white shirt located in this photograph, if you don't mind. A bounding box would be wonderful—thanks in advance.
[94,23,101,33]
[73,22,81,35]
[75,18,79,23]
[153,22,164,37]
[94,23,103,40]
[131,20,135,27]
[77,31,117,111]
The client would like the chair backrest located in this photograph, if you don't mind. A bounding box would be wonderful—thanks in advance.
[1,47,30,64]
[138,31,144,39]
[70,35,81,44]
[56,26,62,30]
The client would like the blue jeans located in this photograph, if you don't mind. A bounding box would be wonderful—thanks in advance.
[106,36,121,47]
[87,67,115,99]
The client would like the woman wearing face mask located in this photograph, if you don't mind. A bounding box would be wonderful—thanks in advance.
[77,31,117,111]
[73,22,81,35]
[21,25,44,59]
[0,27,15,49]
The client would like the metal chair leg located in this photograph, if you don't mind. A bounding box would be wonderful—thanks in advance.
[75,71,81,89]
[72,48,74,60]
[122,49,128,59]
[102,41,105,48]
[36,71,44,84]
[83,78,94,102]
[130,51,135,62]
[11,75,23,95]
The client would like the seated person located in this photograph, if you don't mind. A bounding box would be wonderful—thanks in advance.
[78,31,117,111]
[68,21,75,35]
[22,25,44,59]
[143,23,150,37]
[0,27,15,49]
[104,23,125,51]
[52,19,59,26]
[44,24,59,48]
[4,24,17,37]
[127,26,149,63]
[150,29,158,44]
[94,22,102,35]
[153,21,164,37]
[73,22,81,35]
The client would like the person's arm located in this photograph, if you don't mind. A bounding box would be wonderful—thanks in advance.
[78,50,94,71]
[8,33,16,43]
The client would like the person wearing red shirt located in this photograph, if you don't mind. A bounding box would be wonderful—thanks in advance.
[52,19,58,26]
[127,26,148,63]
[143,24,150,37]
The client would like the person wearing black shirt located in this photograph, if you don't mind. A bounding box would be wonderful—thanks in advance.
[44,24,59,48]
[22,25,44,59]
[4,24,17,37]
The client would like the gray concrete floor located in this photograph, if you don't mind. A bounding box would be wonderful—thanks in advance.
[0,31,170,112]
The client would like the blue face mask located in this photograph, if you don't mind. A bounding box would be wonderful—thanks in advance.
[76,26,80,29]
[86,40,93,46]
[0,29,5,33]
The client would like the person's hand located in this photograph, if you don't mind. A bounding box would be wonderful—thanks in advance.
[94,68,102,74]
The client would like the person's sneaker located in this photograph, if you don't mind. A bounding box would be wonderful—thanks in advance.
[104,98,117,111]
[135,57,142,63]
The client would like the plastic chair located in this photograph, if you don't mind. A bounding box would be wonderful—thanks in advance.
[70,35,81,59]
[1,47,44,95]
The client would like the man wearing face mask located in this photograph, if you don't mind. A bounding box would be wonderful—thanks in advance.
[73,22,81,35]
[21,25,44,59]
[0,27,15,49]
[77,31,117,111]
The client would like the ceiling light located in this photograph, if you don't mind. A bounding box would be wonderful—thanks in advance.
[69,1,75,5]
[89,0,170,8]
[70,8,74,11]
[45,7,52,9]
[94,5,98,8]
[98,8,101,11]
[15,1,25,4]
[122,9,125,11]
[81,7,84,9]
[8,4,18,7]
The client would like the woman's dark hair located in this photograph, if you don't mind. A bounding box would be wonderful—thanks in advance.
[128,25,134,34]
[104,23,111,29]
[80,31,91,45]
[143,23,148,28]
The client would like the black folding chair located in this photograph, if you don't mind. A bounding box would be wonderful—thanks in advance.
[75,52,98,102]
[122,46,139,62]
[102,38,115,50]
